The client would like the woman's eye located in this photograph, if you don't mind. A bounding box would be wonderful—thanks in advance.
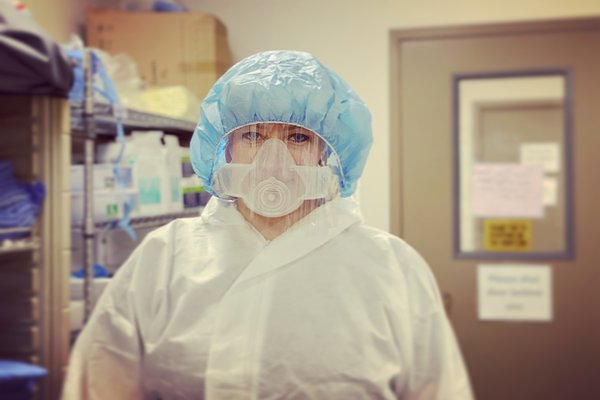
[242,131,262,142]
[288,132,310,144]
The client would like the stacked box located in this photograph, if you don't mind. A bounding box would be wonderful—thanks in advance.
[87,9,232,100]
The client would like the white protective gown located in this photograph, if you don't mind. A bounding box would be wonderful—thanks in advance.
[62,197,473,399]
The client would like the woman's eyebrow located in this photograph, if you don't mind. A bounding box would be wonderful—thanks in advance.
[237,125,260,134]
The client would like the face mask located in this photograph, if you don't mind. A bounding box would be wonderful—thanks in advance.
[212,139,338,218]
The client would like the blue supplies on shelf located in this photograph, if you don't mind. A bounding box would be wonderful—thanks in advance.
[71,263,110,279]
[121,0,188,12]
[0,161,45,240]
[0,360,46,400]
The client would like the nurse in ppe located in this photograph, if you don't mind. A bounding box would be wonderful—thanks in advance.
[62,50,474,400]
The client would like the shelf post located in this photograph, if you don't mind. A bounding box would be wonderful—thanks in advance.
[83,49,96,323]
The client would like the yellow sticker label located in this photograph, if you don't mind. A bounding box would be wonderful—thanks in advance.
[484,220,532,252]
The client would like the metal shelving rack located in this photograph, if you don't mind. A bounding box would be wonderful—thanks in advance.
[0,50,198,399]
[73,49,198,322]
[70,102,196,138]
[0,228,39,254]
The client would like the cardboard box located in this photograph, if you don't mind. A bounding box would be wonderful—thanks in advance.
[87,9,232,100]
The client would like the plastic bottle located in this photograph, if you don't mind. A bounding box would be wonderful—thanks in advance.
[97,131,167,216]
[130,131,168,216]
[163,135,183,212]
[179,146,210,208]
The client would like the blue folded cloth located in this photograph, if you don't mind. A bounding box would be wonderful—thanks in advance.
[0,186,29,209]
[0,161,45,240]
[0,202,36,227]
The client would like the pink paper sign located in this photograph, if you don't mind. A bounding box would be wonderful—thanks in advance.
[472,163,544,218]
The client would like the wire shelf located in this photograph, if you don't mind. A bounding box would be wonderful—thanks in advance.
[0,227,39,255]
[70,102,196,137]
[71,207,204,231]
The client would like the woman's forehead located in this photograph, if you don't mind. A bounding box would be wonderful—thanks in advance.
[234,123,315,135]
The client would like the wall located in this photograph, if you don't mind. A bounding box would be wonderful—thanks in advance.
[21,0,122,43]
[182,0,600,231]
[21,0,83,42]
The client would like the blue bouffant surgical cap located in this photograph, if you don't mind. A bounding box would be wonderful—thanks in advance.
[190,50,372,197]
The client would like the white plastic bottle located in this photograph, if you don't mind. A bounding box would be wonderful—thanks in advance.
[129,131,168,216]
[96,135,133,165]
[179,146,209,208]
[163,134,183,213]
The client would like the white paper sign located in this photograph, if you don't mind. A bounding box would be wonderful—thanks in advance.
[543,177,558,206]
[472,163,544,218]
[520,142,561,173]
[478,264,553,321]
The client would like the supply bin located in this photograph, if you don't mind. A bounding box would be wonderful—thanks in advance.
[0,360,46,400]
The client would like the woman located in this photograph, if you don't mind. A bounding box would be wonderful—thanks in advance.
[62,50,473,399]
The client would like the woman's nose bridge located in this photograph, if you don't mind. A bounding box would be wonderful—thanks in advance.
[264,124,287,141]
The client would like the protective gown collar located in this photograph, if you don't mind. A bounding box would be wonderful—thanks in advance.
[200,196,363,286]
